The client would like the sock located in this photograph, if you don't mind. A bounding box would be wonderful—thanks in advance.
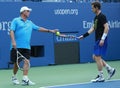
[13,74,17,78]
[99,71,103,77]
[23,75,29,80]
[105,64,112,70]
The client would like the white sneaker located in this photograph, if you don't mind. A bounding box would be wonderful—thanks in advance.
[12,76,20,85]
[107,68,116,80]
[91,75,105,83]
[21,79,35,86]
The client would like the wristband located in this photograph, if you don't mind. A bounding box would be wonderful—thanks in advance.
[101,33,107,40]
[83,32,89,38]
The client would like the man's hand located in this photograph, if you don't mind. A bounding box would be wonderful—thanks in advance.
[50,29,59,33]
[77,35,84,40]
[12,41,16,49]
[99,40,104,46]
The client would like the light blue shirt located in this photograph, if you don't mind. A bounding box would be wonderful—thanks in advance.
[10,17,39,49]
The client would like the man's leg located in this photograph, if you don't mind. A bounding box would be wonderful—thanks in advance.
[91,55,105,82]
[11,48,20,85]
[93,55,104,77]
[12,63,20,85]
[23,59,29,79]
[21,58,35,86]
[13,63,18,75]
[102,60,116,80]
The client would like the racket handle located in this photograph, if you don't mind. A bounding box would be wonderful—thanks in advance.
[13,48,18,52]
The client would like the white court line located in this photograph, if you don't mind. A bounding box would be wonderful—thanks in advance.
[39,79,120,88]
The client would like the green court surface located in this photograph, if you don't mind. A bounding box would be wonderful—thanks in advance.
[0,60,120,88]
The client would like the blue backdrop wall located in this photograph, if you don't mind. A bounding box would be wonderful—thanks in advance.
[0,3,120,68]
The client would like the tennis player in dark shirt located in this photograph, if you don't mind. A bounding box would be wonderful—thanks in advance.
[78,2,115,82]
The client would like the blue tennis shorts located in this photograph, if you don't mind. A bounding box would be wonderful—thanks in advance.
[93,38,108,56]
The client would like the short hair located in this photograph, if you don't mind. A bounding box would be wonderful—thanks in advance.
[91,2,101,10]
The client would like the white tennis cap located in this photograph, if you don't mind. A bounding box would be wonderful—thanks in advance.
[20,6,32,13]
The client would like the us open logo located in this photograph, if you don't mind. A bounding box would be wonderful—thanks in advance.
[54,9,78,16]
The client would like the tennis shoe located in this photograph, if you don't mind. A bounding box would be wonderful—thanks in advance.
[12,76,20,85]
[107,68,116,80]
[21,79,35,86]
[91,75,105,83]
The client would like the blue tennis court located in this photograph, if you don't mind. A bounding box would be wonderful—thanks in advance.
[42,80,120,88]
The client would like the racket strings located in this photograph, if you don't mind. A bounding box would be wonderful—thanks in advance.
[16,50,30,71]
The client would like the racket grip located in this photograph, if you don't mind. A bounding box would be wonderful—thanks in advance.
[13,48,17,50]
[13,48,18,52]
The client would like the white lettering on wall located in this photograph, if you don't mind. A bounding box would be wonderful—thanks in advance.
[56,34,77,42]
[54,9,78,15]
[82,20,120,29]
[0,21,11,35]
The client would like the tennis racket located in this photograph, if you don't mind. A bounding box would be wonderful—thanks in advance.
[16,49,30,71]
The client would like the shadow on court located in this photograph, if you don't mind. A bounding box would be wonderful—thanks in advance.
[45,80,120,88]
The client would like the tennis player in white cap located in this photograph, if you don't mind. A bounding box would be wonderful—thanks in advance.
[10,6,58,86]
